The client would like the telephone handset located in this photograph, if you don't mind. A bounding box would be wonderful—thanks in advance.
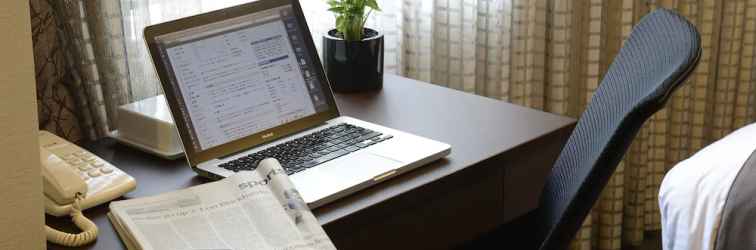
[41,147,87,205]
[40,131,136,247]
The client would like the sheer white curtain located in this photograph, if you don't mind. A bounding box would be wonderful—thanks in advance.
[120,0,410,101]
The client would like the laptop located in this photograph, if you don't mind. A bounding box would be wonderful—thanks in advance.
[144,0,451,208]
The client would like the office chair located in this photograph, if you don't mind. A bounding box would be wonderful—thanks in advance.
[534,9,701,249]
[461,8,701,250]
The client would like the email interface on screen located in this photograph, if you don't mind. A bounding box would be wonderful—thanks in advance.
[154,5,329,151]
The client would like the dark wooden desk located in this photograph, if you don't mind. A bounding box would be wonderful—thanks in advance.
[47,74,575,250]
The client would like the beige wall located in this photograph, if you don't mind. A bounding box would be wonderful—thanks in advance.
[0,1,44,250]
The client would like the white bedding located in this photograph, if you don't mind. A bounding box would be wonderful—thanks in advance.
[659,123,756,250]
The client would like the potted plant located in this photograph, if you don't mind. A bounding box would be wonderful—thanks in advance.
[323,0,383,93]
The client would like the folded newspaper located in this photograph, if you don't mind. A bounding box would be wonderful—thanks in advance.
[108,159,336,250]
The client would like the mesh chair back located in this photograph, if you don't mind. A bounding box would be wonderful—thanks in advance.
[535,9,701,250]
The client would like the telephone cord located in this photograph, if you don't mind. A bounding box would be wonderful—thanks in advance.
[45,194,98,246]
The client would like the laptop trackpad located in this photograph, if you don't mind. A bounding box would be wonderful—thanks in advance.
[321,152,401,183]
[294,152,401,202]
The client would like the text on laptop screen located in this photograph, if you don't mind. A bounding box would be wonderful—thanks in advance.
[154,5,329,151]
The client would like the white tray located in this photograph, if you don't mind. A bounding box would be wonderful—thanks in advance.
[109,130,184,160]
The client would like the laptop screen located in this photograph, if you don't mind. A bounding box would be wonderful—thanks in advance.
[152,5,330,152]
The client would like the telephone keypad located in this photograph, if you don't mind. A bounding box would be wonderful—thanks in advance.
[58,150,114,180]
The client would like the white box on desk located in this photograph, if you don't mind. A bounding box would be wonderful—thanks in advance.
[114,95,184,159]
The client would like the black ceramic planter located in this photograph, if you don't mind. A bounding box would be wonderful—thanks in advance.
[323,28,383,93]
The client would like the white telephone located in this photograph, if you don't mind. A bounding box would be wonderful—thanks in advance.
[40,130,136,247]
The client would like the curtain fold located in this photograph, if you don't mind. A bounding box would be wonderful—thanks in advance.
[34,0,756,249]
[31,0,83,141]
[48,0,131,140]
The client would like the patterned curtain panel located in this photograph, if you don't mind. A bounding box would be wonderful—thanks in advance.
[32,0,756,249]
[30,0,83,141]
[34,0,132,140]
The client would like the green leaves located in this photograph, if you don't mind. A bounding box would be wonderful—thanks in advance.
[366,0,380,12]
[326,0,381,41]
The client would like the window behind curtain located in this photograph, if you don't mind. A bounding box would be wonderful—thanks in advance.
[119,0,337,102]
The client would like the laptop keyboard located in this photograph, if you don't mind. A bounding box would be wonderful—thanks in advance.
[219,123,393,175]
